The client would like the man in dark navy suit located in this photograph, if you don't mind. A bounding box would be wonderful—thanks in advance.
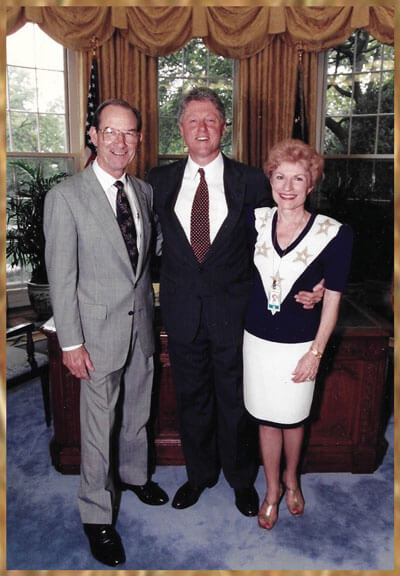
[148,88,322,515]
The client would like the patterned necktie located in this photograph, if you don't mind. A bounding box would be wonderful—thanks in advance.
[115,180,138,272]
[190,168,210,263]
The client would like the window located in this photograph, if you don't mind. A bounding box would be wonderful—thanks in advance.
[323,30,394,157]
[158,38,234,163]
[316,30,394,315]
[7,23,71,157]
[6,24,78,297]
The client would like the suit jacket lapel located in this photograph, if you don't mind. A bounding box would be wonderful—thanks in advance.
[163,156,246,264]
[82,167,135,279]
[206,155,244,260]
[165,159,196,260]
[127,175,150,279]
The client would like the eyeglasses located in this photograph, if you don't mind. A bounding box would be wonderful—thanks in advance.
[98,127,140,142]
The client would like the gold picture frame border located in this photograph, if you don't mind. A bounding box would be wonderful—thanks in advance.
[0,1,397,575]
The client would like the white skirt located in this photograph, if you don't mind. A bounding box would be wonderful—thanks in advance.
[243,330,315,426]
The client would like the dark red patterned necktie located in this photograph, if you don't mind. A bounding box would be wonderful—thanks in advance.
[115,180,138,272]
[190,168,210,263]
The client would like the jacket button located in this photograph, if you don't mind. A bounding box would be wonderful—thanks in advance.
[128,310,134,316]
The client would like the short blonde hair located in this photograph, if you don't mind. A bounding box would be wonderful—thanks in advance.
[264,139,324,190]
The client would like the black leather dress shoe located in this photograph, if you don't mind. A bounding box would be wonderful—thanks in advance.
[234,486,259,517]
[122,480,169,505]
[172,480,216,509]
[83,523,125,567]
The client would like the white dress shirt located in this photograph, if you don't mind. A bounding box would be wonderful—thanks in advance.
[174,153,228,244]
[92,159,142,251]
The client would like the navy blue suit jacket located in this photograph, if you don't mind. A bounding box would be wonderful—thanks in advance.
[148,154,270,345]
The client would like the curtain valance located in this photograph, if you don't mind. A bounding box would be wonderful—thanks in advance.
[6,5,394,176]
[6,6,394,55]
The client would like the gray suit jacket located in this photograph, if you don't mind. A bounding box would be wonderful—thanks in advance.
[44,165,155,372]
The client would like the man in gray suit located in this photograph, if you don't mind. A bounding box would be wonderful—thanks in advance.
[44,99,168,567]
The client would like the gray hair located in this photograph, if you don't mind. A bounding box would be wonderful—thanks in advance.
[177,87,226,124]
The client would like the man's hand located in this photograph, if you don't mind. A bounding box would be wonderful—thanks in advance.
[62,346,94,380]
[294,279,325,310]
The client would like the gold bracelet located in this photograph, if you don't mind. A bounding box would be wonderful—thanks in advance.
[310,347,322,359]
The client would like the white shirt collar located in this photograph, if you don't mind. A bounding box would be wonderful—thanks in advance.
[92,158,127,191]
[186,153,224,183]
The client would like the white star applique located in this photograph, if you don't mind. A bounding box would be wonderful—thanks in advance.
[293,247,312,266]
[255,242,271,257]
[317,218,335,235]
[257,212,270,229]
[270,271,283,287]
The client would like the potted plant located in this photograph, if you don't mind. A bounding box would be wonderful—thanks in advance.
[7,159,67,319]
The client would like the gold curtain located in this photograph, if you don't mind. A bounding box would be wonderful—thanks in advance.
[7,6,394,53]
[203,7,276,58]
[120,7,193,57]
[237,39,318,168]
[6,7,116,50]
[6,6,394,175]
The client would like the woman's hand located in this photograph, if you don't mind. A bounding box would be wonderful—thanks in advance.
[292,350,320,383]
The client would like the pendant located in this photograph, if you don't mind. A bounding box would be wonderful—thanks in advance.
[268,281,281,315]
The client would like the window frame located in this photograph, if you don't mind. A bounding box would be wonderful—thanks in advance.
[316,36,394,161]
[6,24,81,306]
[314,33,394,306]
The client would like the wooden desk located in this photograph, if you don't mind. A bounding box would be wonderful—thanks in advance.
[43,297,391,475]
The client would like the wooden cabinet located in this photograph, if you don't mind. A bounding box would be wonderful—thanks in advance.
[302,324,390,473]
[150,330,183,465]
[43,325,184,474]
[45,331,81,474]
[43,297,391,475]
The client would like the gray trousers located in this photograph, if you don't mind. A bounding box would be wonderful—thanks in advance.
[78,324,154,524]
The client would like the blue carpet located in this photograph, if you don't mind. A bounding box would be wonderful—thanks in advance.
[7,377,394,570]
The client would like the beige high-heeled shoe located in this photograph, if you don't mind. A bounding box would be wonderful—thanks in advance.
[257,485,284,530]
[282,471,305,516]
[283,484,304,516]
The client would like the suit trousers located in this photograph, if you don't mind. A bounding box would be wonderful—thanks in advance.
[78,322,154,524]
[167,316,258,491]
